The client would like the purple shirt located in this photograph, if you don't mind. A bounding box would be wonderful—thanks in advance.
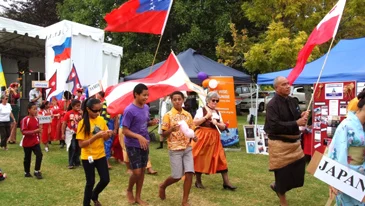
[122,103,150,148]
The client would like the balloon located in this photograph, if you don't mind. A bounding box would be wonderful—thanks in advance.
[197,72,208,81]
[202,79,209,88]
[209,79,218,89]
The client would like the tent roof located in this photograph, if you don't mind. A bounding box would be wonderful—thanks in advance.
[125,48,252,83]
[102,43,123,57]
[257,37,365,85]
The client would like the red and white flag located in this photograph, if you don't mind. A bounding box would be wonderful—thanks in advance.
[287,0,346,85]
[105,52,191,115]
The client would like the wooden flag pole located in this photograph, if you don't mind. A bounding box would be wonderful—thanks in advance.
[149,34,164,74]
[306,38,336,112]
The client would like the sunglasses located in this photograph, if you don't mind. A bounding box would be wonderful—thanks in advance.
[211,99,219,103]
[88,108,101,113]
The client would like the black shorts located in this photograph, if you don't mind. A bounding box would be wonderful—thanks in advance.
[126,147,149,170]
[274,157,306,194]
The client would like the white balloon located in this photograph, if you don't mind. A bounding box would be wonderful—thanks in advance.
[209,79,218,89]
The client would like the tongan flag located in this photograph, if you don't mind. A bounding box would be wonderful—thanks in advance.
[105,52,191,115]
[287,0,346,85]
[104,0,173,35]
[52,37,71,63]
[47,71,57,99]
[66,64,81,94]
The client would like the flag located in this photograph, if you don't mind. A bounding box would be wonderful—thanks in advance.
[104,0,173,35]
[287,0,346,85]
[0,55,6,87]
[66,64,81,94]
[105,52,190,115]
[52,37,71,63]
[47,71,57,99]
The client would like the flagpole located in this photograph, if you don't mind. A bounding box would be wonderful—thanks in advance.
[149,35,164,74]
[306,38,336,112]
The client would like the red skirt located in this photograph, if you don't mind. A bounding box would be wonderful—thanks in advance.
[41,123,51,144]
[192,127,228,174]
[51,118,62,141]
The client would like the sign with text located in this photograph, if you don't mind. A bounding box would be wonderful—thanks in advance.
[307,151,365,202]
[38,116,52,124]
[32,81,49,88]
[88,81,103,97]
[210,76,239,147]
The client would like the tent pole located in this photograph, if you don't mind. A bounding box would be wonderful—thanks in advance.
[306,38,336,112]
[149,35,164,74]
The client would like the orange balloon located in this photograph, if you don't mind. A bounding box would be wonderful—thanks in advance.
[202,79,210,88]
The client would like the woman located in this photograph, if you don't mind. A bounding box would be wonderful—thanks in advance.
[7,82,20,144]
[0,95,16,150]
[76,98,112,206]
[192,91,236,190]
[327,91,365,206]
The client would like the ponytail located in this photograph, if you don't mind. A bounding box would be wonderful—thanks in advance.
[80,98,101,137]
[67,99,81,111]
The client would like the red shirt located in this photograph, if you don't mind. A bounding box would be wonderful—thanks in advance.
[21,116,40,147]
[62,110,81,132]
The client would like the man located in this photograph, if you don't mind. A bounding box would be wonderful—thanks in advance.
[159,91,197,206]
[29,87,42,107]
[264,76,309,206]
[122,83,158,205]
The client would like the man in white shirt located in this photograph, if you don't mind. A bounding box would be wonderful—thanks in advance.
[29,88,42,107]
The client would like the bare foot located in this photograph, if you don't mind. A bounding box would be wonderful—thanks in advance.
[159,184,166,200]
[147,168,157,175]
[126,190,135,204]
[135,199,148,206]
[182,202,190,206]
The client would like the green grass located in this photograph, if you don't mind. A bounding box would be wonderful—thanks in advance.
[0,113,329,206]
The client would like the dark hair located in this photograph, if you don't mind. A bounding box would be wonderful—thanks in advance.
[98,91,105,98]
[133,83,148,98]
[80,98,101,136]
[63,91,72,100]
[357,90,365,109]
[67,99,81,111]
[170,91,185,100]
[27,102,37,114]
[40,101,49,110]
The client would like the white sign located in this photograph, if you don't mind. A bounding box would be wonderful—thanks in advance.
[314,155,365,202]
[88,81,103,97]
[325,83,343,99]
[38,116,52,124]
[32,81,49,88]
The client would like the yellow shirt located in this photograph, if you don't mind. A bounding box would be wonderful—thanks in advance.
[347,97,359,113]
[76,116,108,160]
[161,107,195,150]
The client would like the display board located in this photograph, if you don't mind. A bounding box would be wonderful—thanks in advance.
[309,81,356,155]
[243,124,268,155]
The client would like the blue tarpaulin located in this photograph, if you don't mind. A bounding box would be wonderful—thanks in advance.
[125,48,252,84]
[257,38,365,85]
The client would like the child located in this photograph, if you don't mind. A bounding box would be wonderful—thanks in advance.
[50,97,61,142]
[39,101,52,152]
[20,102,43,179]
[77,98,112,206]
[62,99,82,169]
[159,91,197,206]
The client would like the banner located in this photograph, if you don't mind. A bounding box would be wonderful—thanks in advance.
[32,81,49,88]
[88,81,103,97]
[209,76,239,147]
[38,116,52,124]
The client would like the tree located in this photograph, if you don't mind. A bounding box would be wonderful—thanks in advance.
[216,0,365,77]
[57,0,247,75]
[0,0,63,26]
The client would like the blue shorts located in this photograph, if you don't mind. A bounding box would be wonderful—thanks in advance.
[126,147,149,169]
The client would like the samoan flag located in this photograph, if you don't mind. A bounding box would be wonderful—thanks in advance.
[66,64,81,95]
[52,37,71,63]
[104,0,173,35]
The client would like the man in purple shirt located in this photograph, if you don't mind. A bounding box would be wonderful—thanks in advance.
[122,83,158,205]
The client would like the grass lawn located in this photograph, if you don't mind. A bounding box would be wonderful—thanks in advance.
[0,113,329,206]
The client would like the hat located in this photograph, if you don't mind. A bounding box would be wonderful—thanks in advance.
[76,88,84,93]
[10,82,19,88]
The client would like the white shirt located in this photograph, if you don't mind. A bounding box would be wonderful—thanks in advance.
[0,103,12,122]
[194,107,223,121]
[29,89,42,107]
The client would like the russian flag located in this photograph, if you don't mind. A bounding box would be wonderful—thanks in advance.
[104,0,173,35]
[52,37,71,63]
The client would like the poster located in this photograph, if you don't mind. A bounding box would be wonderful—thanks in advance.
[314,131,321,142]
[210,76,239,147]
[325,83,343,99]
[357,82,365,95]
[329,100,339,116]
[340,105,347,116]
